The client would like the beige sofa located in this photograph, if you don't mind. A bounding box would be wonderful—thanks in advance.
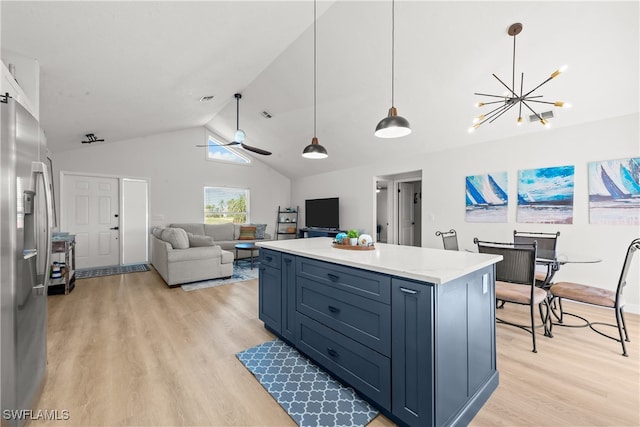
[150,227,234,287]
[169,223,271,259]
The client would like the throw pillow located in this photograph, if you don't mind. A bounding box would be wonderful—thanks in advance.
[253,223,267,240]
[151,227,164,239]
[238,225,257,240]
[187,232,215,247]
[160,227,189,249]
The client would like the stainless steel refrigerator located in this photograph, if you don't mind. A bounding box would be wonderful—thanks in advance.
[1,96,53,426]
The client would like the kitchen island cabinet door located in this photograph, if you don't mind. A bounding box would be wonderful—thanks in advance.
[391,278,435,427]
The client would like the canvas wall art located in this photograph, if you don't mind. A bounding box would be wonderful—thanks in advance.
[588,157,640,225]
[465,172,508,223]
[517,165,575,224]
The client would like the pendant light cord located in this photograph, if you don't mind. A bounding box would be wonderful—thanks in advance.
[236,95,240,130]
[391,0,395,107]
[313,0,317,138]
[511,31,516,96]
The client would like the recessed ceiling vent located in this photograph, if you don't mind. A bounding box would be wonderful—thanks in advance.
[261,111,273,119]
[199,95,215,102]
[528,110,554,123]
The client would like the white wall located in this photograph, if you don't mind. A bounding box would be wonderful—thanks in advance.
[291,114,640,313]
[52,126,291,236]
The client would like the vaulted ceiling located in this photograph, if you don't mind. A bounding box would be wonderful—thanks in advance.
[2,1,638,178]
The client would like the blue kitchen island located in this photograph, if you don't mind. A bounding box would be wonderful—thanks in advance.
[256,237,502,427]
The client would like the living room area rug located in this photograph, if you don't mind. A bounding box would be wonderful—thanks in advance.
[181,262,259,292]
[236,339,379,427]
[75,263,151,279]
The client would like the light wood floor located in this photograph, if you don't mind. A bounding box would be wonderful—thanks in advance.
[31,268,639,426]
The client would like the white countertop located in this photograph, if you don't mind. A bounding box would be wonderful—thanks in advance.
[257,237,502,285]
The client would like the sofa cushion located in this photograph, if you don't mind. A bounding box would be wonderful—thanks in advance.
[187,232,216,247]
[161,227,189,249]
[170,223,205,236]
[253,223,267,239]
[239,225,257,240]
[166,245,221,262]
[204,223,234,241]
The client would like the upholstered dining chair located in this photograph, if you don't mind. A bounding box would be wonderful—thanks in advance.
[475,238,552,353]
[435,229,459,251]
[550,238,640,357]
[513,230,561,289]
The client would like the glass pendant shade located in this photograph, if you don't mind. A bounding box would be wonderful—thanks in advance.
[375,107,411,138]
[302,137,328,159]
[234,129,246,143]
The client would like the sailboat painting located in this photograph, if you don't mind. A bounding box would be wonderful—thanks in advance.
[588,157,640,225]
[517,165,575,224]
[465,172,508,222]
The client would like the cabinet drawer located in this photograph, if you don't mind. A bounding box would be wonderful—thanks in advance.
[260,248,281,269]
[297,314,391,411]
[297,277,391,356]
[296,257,390,304]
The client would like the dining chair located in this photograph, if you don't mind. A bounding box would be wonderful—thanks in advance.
[550,238,640,357]
[435,229,459,251]
[513,230,561,289]
[475,238,552,353]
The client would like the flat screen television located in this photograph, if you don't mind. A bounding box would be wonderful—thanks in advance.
[305,197,339,229]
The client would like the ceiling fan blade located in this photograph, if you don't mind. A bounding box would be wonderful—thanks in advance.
[241,143,272,156]
[195,141,241,147]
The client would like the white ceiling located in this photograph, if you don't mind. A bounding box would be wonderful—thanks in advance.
[2,1,638,179]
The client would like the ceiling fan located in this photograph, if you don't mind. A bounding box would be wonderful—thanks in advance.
[197,93,272,156]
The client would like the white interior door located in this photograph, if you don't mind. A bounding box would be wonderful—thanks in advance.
[398,182,415,246]
[62,174,119,268]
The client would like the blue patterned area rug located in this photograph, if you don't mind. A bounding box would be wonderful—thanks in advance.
[75,263,150,279]
[181,263,259,292]
[76,264,151,279]
[237,339,379,427]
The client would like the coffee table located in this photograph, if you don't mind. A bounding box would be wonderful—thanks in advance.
[234,243,259,269]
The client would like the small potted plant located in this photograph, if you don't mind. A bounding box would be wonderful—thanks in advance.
[347,229,359,246]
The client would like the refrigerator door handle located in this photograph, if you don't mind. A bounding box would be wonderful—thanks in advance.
[32,161,53,293]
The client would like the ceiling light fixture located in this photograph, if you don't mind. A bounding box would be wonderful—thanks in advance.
[375,0,411,139]
[470,23,570,132]
[302,0,328,159]
[81,133,104,144]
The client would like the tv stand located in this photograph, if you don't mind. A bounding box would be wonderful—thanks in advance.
[298,227,344,238]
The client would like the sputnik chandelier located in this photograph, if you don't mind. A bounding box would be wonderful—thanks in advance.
[469,23,569,132]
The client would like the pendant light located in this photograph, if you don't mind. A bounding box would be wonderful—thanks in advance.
[375,0,411,138]
[302,0,328,159]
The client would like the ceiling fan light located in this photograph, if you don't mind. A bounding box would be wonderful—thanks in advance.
[234,129,246,142]
[375,107,411,138]
[302,137,328,159]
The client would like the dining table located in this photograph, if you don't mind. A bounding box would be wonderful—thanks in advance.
[535,252,603,289]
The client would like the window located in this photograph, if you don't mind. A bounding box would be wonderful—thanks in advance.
[204,187,249,224]
[206,134,250,164]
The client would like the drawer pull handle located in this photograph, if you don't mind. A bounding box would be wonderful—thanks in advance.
[327,347,339,358]
[328,305,340,314]
[400,287,419,295]
[265,256,273,262]
[284,258,292,264]
[327,273,340,282]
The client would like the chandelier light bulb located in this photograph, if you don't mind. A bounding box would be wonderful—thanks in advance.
[517,116,523,125]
